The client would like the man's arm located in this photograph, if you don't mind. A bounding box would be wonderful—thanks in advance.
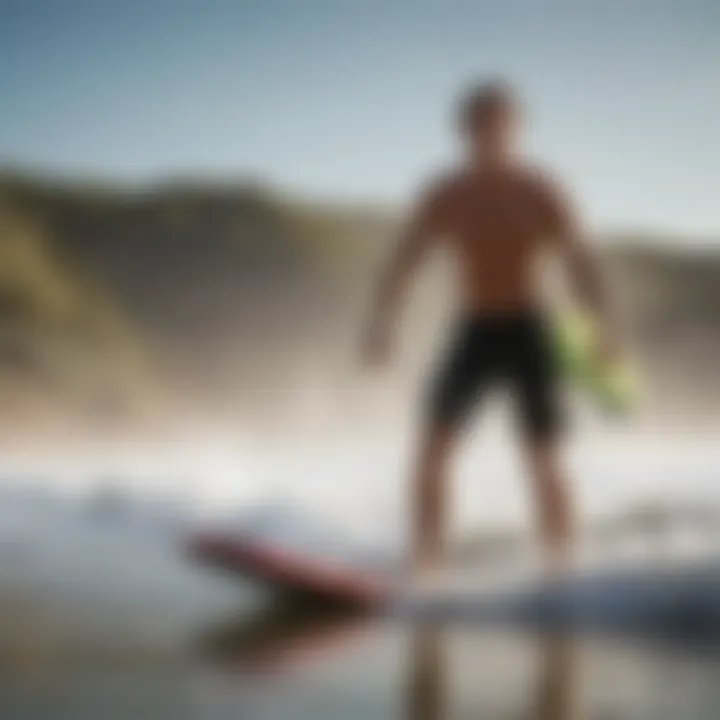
[543,180,620,361]
[361,184,445,366]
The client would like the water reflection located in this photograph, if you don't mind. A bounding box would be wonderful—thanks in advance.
[200,601,370,674]
[198,606,720,719]
[6,605,720,718]
[533,633,577,720]
[403,623,577,720]
[404,624,447,720]
[201,607,582,720]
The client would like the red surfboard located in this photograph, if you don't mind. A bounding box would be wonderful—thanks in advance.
[188,531,391,610]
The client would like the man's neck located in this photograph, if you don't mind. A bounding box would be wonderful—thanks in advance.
[468,149,515,174]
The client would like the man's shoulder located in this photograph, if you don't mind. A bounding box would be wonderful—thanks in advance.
[418,165,466,200]
[514,162,572,205]
[514,161,562,190]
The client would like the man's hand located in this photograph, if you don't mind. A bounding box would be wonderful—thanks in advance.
[594,324,622,369]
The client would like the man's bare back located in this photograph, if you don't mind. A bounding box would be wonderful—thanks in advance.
[420,165,567,314]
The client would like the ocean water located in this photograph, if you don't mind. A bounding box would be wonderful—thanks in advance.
[1,433,719,719]
[3,616,720,719]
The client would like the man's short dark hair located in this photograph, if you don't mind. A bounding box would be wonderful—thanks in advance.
[458,80,519,127]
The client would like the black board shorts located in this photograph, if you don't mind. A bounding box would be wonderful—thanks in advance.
[426,310,562,439]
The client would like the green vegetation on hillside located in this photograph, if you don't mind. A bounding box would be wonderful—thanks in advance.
[0,178,150,425]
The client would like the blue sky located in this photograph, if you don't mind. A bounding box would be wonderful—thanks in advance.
[1,0,719,233]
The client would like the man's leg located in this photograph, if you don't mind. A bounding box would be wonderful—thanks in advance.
[523,438,574,576]
[412,316,489,579]
[515,315,573,576]
[410,421,456,576]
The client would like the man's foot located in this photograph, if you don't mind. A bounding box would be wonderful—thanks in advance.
[402,562,448,600]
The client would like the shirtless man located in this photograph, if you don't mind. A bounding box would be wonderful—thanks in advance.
[362,81,617,578]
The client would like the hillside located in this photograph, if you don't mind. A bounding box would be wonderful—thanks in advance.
[0,172,396,432]
[606,241,720,419]
[0,171,717,435]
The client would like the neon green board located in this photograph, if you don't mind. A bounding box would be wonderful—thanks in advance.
[554,310,640,417]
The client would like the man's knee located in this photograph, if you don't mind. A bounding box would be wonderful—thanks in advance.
[419,421,456,464]
[524,435,561,469]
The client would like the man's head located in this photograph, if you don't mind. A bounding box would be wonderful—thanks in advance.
[457,80,521,165]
